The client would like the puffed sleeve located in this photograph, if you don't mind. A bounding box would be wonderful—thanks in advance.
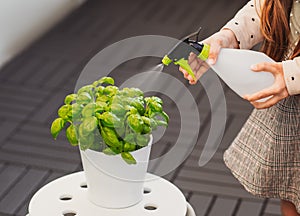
[221,0,265,49]
[283,56,300,95]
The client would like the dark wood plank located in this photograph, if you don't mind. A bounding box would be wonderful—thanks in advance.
[15,171,66,216]
[189,193,213,216]
[264,199,281,215]
[0,150,79,172]
[0,168,48,215]
[209,197,237,216]
[174,178,261,200]
[236,200,264,216]
[0,164,26,198]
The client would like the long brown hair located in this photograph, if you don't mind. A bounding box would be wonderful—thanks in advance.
[260,0,300,60]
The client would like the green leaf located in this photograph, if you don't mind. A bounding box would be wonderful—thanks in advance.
[58,105,71,120]
[96,95,110,103]
[81,103,96,117]
[156,120,168,127]
[96,86,104,94]
[123,142,136,152]
[100,112,122,128]
[121,152,137,165]
[64,94,77,105]
[118,88,143,97]
[127,114,144,133]
[125,105,138,115]
[136,134,150,147]
[98,77,114,85]
[51,118,65,139]
[110,103,126,116]
[100,127,121,148]
[79,133,94,151]
[103,147,117,155]
[77,92,92,105]
[149,118,158,130]
[71,103,83,121]
[90,130,105,151]
[66,124,78,146]
[124,133,135,144]
[141,116,151,125]
[103,86,119,97]
[142,124,151,134]
[78,85,95,95]
[130,98,145,115]
[148,100,162,113]
[150,96,163,105]
[153,111,169,124]
[95,101,108,113]
[81,116,98,134]
[161,111,169,123]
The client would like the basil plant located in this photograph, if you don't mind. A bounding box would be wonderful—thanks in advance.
[51,77,169,165]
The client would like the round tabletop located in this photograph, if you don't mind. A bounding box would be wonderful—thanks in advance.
[27,172,195,216]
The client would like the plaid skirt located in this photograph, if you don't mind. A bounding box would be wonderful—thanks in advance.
[224,95,300,213]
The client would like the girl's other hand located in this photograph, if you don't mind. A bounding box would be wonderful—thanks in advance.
[243,62,289,109]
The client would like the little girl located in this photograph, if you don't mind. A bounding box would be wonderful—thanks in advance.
[179,0,300,215]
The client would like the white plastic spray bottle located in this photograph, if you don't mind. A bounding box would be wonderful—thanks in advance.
[162,32,275,101]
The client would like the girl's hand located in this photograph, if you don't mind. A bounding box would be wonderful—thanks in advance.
[243,62,289,109]
[179,29,239,85]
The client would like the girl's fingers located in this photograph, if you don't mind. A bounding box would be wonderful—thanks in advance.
[251,62,281,75]
[207,40,222,65]
[194,62,210,78]
[189,79,197,85]
[179,66,189,78]
[189,53,203,71]
[245,62,287,103]
[244,86,276,102]
[189,58,201,72]
[250,95,282,109]
[179,66,197,83]
[188,52,198,63]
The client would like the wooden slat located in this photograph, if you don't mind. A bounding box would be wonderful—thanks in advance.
[189,193,213,216]
[0,119,21,145]
[2,140,80,162]
[178,168,241,186]
[0,150,79,172]
[236,200,264,216]
[264,199,281,215]
[174,178,260,200]
[0,164,26,197]
[15,171,66,216]
[209,197,238,216]
[0,168,48,215]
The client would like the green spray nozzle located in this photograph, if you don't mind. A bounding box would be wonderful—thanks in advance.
[162,29,210,80]
[162,55,172,66]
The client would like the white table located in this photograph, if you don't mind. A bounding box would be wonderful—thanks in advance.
[27,172,196,216]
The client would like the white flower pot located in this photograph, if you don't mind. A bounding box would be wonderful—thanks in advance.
[80,136,152,209]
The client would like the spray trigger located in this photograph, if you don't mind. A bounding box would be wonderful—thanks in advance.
[162,27,210,81]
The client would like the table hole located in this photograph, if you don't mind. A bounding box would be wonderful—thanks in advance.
[80,182,88,189]
[62,210,77,216]
[144,204,158,211]
[143,187,151,194]
[59,195,73,201]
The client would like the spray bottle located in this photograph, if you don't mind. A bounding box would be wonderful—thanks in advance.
[162,28,275,100]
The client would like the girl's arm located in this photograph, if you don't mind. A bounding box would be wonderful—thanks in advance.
[283,56,300,95]
[222,0,265,49]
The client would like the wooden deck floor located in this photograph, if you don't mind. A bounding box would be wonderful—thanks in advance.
[0,0,281,215]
